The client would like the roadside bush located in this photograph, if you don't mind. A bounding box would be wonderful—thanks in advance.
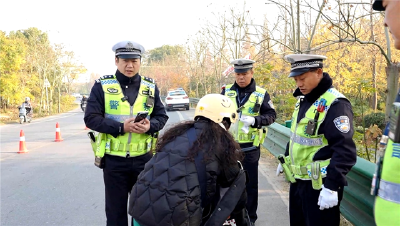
[363,112,385,130]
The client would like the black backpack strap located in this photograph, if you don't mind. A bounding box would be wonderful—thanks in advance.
[186,127,207,208]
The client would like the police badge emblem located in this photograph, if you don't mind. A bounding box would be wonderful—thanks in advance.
[333,116,350,133]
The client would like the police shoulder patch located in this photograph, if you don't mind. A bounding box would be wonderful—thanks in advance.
[100,75,113,80]
[333,116,350,133]
[143,76,154,83]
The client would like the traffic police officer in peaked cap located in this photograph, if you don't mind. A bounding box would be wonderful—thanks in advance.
[84,40,169,226]
[372,1,400,225]
[277,54,356,226]
[222,58,277,225]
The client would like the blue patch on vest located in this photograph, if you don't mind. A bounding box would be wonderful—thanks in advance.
[110,100,119,110]
[252,91,265,98]
[141,80,155,88]
[248,107,254,114]
[392,143,400,159]
[143,103,151,112]
[327,88,345,98]
[101,80,118,85]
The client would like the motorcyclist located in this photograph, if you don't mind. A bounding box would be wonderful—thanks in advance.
[81,95,88,111]
[22,97,32,116]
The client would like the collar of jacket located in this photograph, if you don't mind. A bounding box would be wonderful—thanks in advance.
[293,72,333,103]
[115,70,140,85]
[231,78,256,93]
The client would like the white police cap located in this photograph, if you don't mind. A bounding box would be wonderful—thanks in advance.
[284,54,327,77]
[112,41,145,59]
[230,59,255,73]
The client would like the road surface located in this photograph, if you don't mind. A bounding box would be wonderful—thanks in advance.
[0,107,289,226]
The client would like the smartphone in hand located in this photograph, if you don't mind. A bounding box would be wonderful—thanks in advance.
[134,111,149,123]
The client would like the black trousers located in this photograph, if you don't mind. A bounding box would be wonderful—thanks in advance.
[289,180,344,226]
[241,147,260,223]
[103,153,152,226]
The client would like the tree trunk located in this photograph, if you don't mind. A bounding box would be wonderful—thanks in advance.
[39,88,44,114]
[372,57,377,111]
[385,64,400,121]
[50,89,53,114]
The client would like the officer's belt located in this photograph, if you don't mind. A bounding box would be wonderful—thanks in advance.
[238,133,255,141]
[106,139,151,157]
[378,179,400,204]
[291,159,330,177]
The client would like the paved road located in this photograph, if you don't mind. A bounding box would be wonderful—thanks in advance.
[0,107,289,226]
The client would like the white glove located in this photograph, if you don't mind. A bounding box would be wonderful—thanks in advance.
[318,185,338,210]
[241,125,250,134]
[239,115,255,126]
[276,163,284,176]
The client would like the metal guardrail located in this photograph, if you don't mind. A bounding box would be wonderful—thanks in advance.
[189,98,200,104]
[263,123,376,226]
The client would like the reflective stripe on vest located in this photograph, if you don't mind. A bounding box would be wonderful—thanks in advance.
[289,88,346,180]
[100,75,155,157]
[378,179,400,204]
[225,84,266,145]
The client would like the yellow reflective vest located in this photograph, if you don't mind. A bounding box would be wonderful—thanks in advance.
[225,84,266,147]
[289,88,347,181]
[374,138,400,225]
[97,75,155,157]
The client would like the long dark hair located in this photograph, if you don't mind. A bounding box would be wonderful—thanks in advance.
[155,117,243,168]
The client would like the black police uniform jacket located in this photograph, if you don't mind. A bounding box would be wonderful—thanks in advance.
[285,73,357,191]
[221,78,277,150]
[128,121,247,226]
[84,70,169,136]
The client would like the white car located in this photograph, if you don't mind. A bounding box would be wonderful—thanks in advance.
[165,90,190,111]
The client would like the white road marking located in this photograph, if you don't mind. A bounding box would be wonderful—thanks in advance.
[176,111,185,121]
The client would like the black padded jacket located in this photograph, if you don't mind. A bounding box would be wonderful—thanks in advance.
[128,121,247,226]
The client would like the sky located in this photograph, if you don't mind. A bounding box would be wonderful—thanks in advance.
[1,0,273,82]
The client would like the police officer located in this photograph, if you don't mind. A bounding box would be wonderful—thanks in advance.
[372,1,400,225]
[84,40,169,226]
[277,54,357,226]
[221,59,276,225]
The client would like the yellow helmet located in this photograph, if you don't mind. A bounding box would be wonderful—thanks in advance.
[194,94,238,124]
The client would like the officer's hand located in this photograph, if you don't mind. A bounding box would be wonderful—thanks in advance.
[123,118,136,133]
[241,125,250,134]
[239,116,255,126]
[276,163,284,176]
[317,185,338,210]
[131,118,150,134]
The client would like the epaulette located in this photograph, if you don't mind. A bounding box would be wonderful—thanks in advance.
[143,76,155,83]
[100,75,114,80]
[95,79,101,83]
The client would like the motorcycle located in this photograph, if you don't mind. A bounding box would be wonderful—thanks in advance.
[18,106,32,124]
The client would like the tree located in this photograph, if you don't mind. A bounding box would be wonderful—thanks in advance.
[0,31,27,109]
